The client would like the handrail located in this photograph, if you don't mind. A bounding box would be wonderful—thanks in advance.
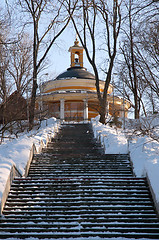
[24,143,37,178]
[45,122,60,148]
[46,134,51,147]
[146,172,159,215]
[0,165,22,215]
[39,139,45,153]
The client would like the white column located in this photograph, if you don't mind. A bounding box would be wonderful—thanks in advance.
[83,99,88,120]
[60,99,65,120]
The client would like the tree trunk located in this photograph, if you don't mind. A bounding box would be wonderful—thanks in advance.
[99,99,107,124]
[129,0,139,119]
[134,89,139,119]
[28,6,38,131]
[99,112,106,124]
[29,15,38,131]
[29,70,38,130]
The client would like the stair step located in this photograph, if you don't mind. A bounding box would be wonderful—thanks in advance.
[28,167,132,170]
[2,213,158,219]
[13,177,146,182]
[9,189,150,194]
[0,225,159,232]
[43,146,101,150]
[27,173,134,177]
[29,162,132,166]
[0,227,159,234]
[5,201,154,207]
[33,154,130,160]
[6,196,152,202]
[1,216,159,223]
[28,171,133,175]
[3,206,155,214]
[10,186,149,191]
[0,232,159,239]
[29,167,132,171]
[33,155,130,159]
[8,193,151,200]
[2,221,159,228]
[31,163,131,167]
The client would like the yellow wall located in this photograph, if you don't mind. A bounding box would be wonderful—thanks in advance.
[42,79,113,95]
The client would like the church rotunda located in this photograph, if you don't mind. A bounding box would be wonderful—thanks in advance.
[36,38,131,121]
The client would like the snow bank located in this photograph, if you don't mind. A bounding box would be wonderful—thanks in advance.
[0,118,59,201]
[127,135,159,212]
[91,117,128,154]
[91,117,159,211]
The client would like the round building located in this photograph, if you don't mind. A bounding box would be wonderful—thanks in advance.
[36,39,131,121]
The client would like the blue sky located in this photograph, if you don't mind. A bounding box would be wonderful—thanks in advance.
[45,27,94,81]
[1,0,92,80]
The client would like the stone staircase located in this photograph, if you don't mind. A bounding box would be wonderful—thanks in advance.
[0,123,159,239]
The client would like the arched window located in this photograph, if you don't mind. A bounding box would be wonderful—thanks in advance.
[75,52,80,65]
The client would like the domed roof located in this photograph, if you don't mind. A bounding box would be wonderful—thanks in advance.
[56,67,95,80]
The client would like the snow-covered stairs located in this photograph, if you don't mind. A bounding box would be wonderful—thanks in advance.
[0,123,159,239]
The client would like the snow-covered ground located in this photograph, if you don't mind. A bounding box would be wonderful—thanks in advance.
[0,116,159,240]
[91,115,159,213]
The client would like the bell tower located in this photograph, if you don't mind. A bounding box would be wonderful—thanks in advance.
[69,36,84,68]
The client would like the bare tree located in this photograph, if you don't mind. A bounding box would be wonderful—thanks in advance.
[0,13,12,103]
[0,45,9,103]
[66,0,121,124]
[7,33,32,95]
[138,21,159,90]
[117,0,159,118]
[18,0,77,129]
[119,0,140,119]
